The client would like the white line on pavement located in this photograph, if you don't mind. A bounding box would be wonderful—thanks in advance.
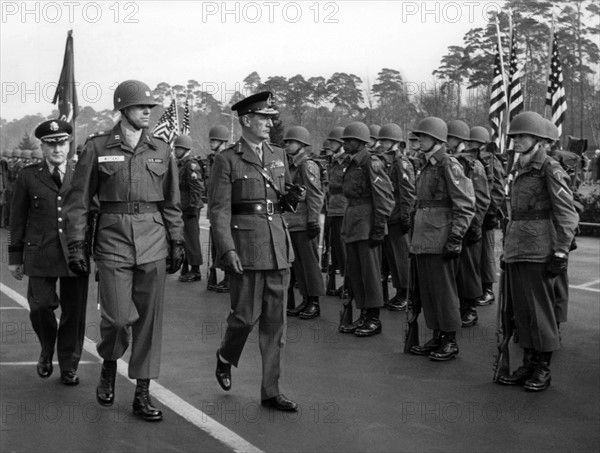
[1,361,96,366]
[0,282,263,453]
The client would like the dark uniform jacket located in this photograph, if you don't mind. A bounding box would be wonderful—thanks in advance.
[9,161,78,277]
[177,154,204,211]
[326,152,349,217]
[64,124,184,265]
[479,149,506,224]
[388,153,416,225]
[285,150,324,231]
[410,145,476,254]
[341,148,394,243]
[208,138,294,270]
[456,151,491,231]
[504,147,578,263]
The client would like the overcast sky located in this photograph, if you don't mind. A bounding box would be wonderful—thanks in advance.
[1,0,498,120]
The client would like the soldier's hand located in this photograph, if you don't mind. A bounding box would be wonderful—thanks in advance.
[483,213,498,230]
[546,254,568,278]
[9,264,24,280]
[223,250,243,275]
[400,218,411,236]
[463,224,482,245]
[166,240,185,274]
[369,227,385,248]
[68,241,90,276]
[442,234,462,260]
[307,221,320,239]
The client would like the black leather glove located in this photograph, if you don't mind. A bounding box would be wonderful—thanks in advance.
[483,213,498,230]
[280,184,306,213]
[369,227,385,248]
[166,240,185,274]
[68,241,89,276]
[546,254,568,278]
[499,254,506,271]
[442,233,462,259]
[463,224,482,245]
[400,217,411,236]
[307,221,320,239]
[183,207,197,220]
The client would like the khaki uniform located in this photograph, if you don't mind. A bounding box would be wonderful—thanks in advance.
[326,153,349,277]
[178,155,204,266]
[208,138,293,400]
[410,146,475,332]
[64,124,183,379]
[342,149,394,310]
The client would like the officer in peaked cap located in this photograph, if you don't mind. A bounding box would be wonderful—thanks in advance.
[209,90,301,411]
[34,119,73,142]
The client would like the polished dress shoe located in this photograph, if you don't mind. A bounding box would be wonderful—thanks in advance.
[133,379,163,422]
[497,365,534,386]
[477,285,495,306]
[409,336,441,356]
[523,354,552,392]
[96,360,117,406]
[215,350,232,391]
[261,394,298,412]
[354,318,382,337]
[339,313,366,334]
[36,355,53,378]
[60,370,80,386]
[461,309,478,327]
[387,295,408,311]
[214,277,230,293]
[299,298,320,319]
[287,298,309,317]
[429,336,459,361]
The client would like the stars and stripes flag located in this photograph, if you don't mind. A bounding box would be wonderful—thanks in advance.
[152,99,178,146]
[507,34,524,120]
[489,44,507,153]
[52,30,78,157]
[181,99,190,136]
[546,34,567,136]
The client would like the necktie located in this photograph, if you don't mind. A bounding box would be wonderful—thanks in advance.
[52,165,62,189]
[256,146,263,164]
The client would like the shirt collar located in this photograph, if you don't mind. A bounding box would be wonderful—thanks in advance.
[45,159,66,174]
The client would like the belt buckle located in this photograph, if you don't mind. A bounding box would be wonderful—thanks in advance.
[266,200,274,215]
[132,202,140,214]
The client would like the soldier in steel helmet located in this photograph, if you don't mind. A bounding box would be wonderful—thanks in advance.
[338,121,394,337]
[283,126,325,319]
[63,80,185,421]
[497,111,578,392]
[367,124,381,151]
[408,117,475,361]
[209,91,301,411]
[8,120,89,385]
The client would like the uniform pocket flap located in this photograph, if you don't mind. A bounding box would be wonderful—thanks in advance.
[231,215,256,230]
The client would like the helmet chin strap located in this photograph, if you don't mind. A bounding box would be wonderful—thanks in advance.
[121,110,142,131]
[522,140,540,155]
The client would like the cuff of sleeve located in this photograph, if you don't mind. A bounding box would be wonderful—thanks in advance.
[8,251,23,266]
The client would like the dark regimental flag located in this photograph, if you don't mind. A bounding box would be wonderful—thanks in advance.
[546,34,567,136]
[52,30,78,156]
[181,99,190,136]
[489,44,507,153]
[153,99,178,146]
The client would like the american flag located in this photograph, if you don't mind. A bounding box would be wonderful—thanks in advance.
[508,34,523,120]
[546,34,567,136]
[181,99,190,136]
[153,99,178,146]
[489,44,507,153]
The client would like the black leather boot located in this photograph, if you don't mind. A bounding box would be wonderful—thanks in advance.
[498,348,536,386]
[429,332,459,361]
[288,297,309,317]
[410,330,441,355]
[325,270,337,296]
[524,352,552,392]
[461,299,478,327]
[299,297,320,319]
[339,309,367,334]
[96,360,117,406]
[477,283,495,306]
[354,309,382,337]
[132,379,163,421]
[207,267,217,291]
[286,283,296,311]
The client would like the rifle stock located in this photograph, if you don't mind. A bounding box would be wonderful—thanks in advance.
[493,269,514,382]
[403,256,421,353]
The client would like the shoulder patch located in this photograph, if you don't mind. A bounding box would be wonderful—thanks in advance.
[369,156,384,171]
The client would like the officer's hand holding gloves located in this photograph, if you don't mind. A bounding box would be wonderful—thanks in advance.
[442,233,462,259]
[369,226,385,248]
[463,222,482,245]
[280,184,306,213]
[223,250,244,275]
[307,221,320,239]
[546,254,568,278]
[166,240,185,274]
[68,241,90,276]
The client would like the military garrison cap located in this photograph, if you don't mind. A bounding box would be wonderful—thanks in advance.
[231,91,278,116]
[34,119,72,143]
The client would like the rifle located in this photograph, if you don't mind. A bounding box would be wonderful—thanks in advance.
[493,269,514,382]
[403,256,421,353]
[207,227,217,290]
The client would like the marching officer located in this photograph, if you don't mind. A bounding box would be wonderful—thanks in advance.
[173,135,204,282]
[408,117,475,361]
[209,91,301,411]
[64,80,185,421]
[283,126,325,319]
[206,125,231,292]
[8,120,89,385]
[378,124,416,311]
[338,122,394,337]
[498,111,578,391]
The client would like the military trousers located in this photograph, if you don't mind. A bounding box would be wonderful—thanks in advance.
[414,254,461,332]
[554,269,569,323]
[290,231,325,297]
[183,208,203,266]
[385,223,410,290]
[220,268,290,400]
[27,275,89,372]
[456,240,483,300]
[96,259,166,379]
[508,262,560,351]
[345,240,383,309]
[328,216,346,275]
[480,228,497,285]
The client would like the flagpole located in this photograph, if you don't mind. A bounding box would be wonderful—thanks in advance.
[505,10,513,136]
[172,89,180,137]
[545,5,555,118]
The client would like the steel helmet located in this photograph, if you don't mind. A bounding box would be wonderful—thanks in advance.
[32,149,43,159]
[173,135,193,150]
[283,126,311,146]
[378,123,403,142]
[327,126,345,144]
[3,149,14,158]
[469,126,490,144]
[412,117,447,143]
[369,124,381,140]
[342,122,371,143]
[507,111,546,138]
[113,80,158,111]
[13,149,23,158]
[447,120,470,141]
[21,150,33,159]
[209,125,230,142]
[408,132,419,141]
[545,119,560,142]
